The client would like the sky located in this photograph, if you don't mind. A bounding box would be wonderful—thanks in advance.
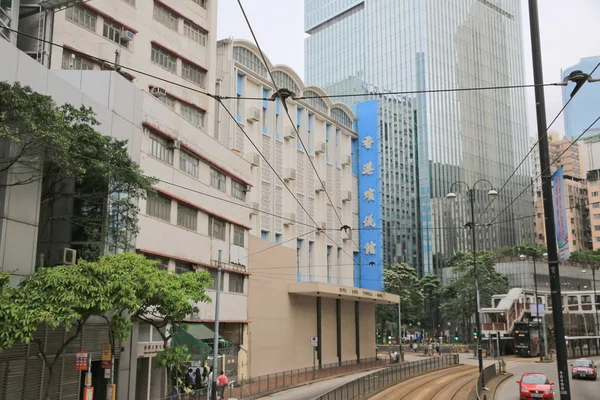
[218,0,600,138]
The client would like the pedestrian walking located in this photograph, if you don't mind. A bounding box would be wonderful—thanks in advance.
[217,370,228,399]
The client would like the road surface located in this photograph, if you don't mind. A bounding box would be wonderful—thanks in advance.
[496,356,600,400]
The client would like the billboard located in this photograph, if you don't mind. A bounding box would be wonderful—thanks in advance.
[355,100,384,291]
[552,166,570,261]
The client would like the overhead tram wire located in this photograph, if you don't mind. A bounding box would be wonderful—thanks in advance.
[475,60,600,224]
[5,28,566,103]
[486,113,600,226]
[238,229,318,262]
[235,0,360,257]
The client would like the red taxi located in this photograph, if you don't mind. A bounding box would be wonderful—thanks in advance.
[571,358,597,380]
[516,373,554,399]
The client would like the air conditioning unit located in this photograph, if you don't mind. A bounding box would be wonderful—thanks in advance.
[315,181,326,192]
[121,29,135,42]
[284,126,296,140]
[342,154,352,166]
[61,248,77,265]
[315,141,326,154]
[168,140,181,149]
[246,108,260,122]
[246,152,260,167]
[283,213,296,225]
[342,190,352,202]
[150,86,167,97]
[243,184,252,193]
[284,168,296,181]
[250,202,260,215]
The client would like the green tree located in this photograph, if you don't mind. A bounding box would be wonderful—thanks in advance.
[377,263,424,340]
[0,81,155,262]
[130,256,212,396]
[571,250,600,265]
[420,273,442,333]
[441,252,509,341]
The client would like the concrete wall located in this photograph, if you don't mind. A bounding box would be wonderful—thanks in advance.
[247,235,375,377]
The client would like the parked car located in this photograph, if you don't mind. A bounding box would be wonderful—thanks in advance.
[517,373,554,399]
[571,358,598,380]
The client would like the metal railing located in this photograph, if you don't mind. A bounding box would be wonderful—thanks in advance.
[476,364,498,400]
[162,357,394,399]
[314,354,460,400]
[566,337,600,358]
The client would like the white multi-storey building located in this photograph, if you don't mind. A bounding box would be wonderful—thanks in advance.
[214,39,398,378]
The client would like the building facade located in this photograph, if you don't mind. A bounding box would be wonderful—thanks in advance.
[561,56,600,139]
[304,0,534,276]
[215,39,396,377]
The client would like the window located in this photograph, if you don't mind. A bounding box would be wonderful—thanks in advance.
[327,245,332,280]
[146,194,171,222]
[595,226,600,231]
[296,239,302,275]
[594,191,599,197]
[183,21,207,46]
[181,103,205,128]
[568,296,579,311]
[208,269,224,291]
[210,168,226,192]
[594,203,600,209]
[65,6,97,31]
[177,203,198,230]
[594,215,600,220]
[157,94,176,109]
[229,273,244,293]
[275,234,282,244]
[581,295,593,310]
[62,50,94,70]
[208,216,226,240]
[191,0,207,8]
[261,230,269,240]
[182,61,206,88]
[151,45,177,72]
[596,238,600,243]
[103,20,129,48]
[175,261,194,274]
[233,225,244,247]
[153,2,179,31]
[179,150,199,177]
[143,253,169,271]
[231,180,246,201]
[149,131,174,164]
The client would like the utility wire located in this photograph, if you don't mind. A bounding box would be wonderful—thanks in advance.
[486,113,600,226]
[235,0,359,258]
[4,27,566,105]
[475,60,600,224]
[238,229,317,262]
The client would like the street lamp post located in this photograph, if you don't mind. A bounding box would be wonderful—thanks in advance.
[519,250,548,361]
[447,179,498,375]
[582,254,599,336]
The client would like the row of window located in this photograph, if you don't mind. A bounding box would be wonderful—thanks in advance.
[66,6,133,48]
[146,193,246,246]
[148,130,247,201]
[156,94,205,129]
[143,253,245,294]
[153,2,208,46]
[151,44,206,87]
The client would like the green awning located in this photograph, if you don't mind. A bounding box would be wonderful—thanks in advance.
[172,324,236,359]
[172,329,212,361]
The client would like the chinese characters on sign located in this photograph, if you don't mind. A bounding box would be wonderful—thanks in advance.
[75,351,88,371]
[356,100,383,290]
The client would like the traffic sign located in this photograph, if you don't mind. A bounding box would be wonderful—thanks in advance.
[310,336,318,347]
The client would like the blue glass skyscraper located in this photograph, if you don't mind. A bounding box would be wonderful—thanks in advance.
[304,0,533,275]
[561,56,600,139]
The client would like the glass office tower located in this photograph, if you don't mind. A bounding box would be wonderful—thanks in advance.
[561,56,600,139]
[305,0,533,275]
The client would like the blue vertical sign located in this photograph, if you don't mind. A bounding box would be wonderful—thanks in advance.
[552,166,570,261]
[356,100,383,291]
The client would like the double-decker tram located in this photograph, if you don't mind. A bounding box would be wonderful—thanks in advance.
[513,321,540,357]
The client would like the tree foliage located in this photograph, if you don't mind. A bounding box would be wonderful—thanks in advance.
[441,251,509,335]
[377,263,424,334]
[0,253,212,399]
[0,81,156,261]
[571,250,600,265]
